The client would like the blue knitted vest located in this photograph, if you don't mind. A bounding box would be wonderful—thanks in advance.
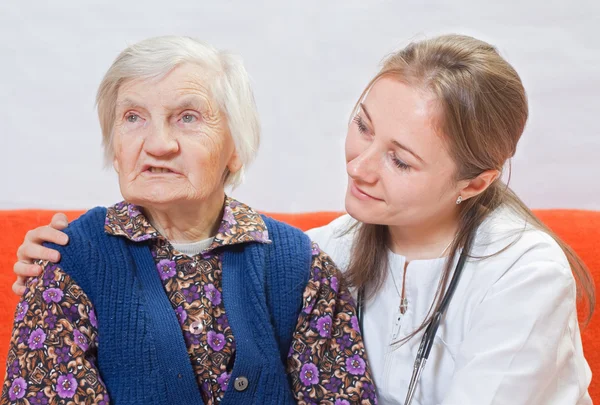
[48,207,312,405]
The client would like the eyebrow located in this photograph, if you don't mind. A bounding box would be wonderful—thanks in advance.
[116,98,146,111]
[116,96,207,112]
[171,96,206,112]
[359,102,425,164]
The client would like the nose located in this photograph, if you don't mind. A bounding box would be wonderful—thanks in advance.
[347,143,379,184]
[143,123,179,157]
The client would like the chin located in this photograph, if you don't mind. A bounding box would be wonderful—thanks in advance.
[122,187,184,208]
[345,192,379,225]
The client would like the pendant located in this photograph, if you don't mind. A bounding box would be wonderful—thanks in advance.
[399,297,409,314]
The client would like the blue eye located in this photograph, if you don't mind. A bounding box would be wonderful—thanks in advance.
[126,114,140,123]
[181,114,196,123]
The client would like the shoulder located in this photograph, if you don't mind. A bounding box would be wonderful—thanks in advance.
[305,214,357,272]
[259,214,314,269]
[305,214,356,242]
[260,214,311,245]
[44,207,112,273]
[471,206,573,290]
[57,206,108,243]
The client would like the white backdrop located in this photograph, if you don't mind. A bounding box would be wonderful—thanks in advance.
[1,0,599,212]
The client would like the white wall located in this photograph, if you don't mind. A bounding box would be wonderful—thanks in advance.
[1,0,599,212]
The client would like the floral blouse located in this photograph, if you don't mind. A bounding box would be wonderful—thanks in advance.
[2,198,376,405]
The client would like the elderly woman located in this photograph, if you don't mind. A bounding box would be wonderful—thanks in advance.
[2,37,376,404]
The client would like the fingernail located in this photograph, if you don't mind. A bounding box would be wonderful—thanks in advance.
[52,253,60,262]
[62,235,69,244]
[58,220,68,227]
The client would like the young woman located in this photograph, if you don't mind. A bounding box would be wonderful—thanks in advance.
[12,34,594,404]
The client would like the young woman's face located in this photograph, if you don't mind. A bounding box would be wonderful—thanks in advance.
[345,77,462,229]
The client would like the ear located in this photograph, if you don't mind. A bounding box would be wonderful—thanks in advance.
[458,169,500,201]
[112,156,120,174]
[227,150,243,175]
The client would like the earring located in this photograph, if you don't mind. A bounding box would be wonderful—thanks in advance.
[456,196,462,205]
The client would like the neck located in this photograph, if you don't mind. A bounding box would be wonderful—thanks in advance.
[142,194,225,243]
[388,211,460,262]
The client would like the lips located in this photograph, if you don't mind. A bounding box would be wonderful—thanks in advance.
[141,164,181,175]
[350,180,383,201]
[148,167,173,174]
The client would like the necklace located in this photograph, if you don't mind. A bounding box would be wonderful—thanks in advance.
[389,239,453,315]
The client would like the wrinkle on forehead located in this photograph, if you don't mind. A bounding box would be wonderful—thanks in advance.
[116,64,225,126]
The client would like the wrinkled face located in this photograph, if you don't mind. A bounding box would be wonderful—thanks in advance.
[345,77,461,228]
[112,63,241,210]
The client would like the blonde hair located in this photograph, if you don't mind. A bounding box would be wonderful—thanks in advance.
[346,34,595,335]
[96,36,260,188]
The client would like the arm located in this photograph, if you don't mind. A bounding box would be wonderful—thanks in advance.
[12,213,69,295]
[287,242,377,404]
[2,260,109,404]
[441,260,591,405]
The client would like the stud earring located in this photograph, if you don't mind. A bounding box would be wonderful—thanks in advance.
[456,196,463,205]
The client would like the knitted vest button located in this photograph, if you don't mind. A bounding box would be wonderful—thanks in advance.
[234,376,249,392]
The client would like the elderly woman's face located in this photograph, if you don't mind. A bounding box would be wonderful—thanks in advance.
[112,63,241,208]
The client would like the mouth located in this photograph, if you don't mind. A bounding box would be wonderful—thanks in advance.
[141,165,181,175]
[350,180,383,201]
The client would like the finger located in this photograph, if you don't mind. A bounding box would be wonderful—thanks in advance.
[17,243,60,263]
[26,225,68,245]
[13,262,42,277]
[50,213,69,230]
[12,281,26,296]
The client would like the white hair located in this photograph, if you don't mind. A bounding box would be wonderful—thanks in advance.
[96,36,260,188]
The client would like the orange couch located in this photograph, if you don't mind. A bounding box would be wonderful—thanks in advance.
[1,209,598,399]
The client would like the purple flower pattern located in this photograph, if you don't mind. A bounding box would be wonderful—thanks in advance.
[42,288,63,303]
[316,315,333,338]
[217,372,231,391]
[346,354,366,376]
[7,360,19,378]
[28,328,46,350]
[330,276,339,293]
[300,363,320,386]
[204,283,222,306]
[15,301,28,322]
[8,377,26,400]
[42,265,56,286]
[207,330,226,351]
[17,327,30,345]
[142,197,271,404]
[337,334,353,351]
[351,315,359,332]
[56,373,77,398]
[29,391,49,405]
[324,376,343,392]
[3,198,376,404]
[182,284,200,302]
[175,306,188,325]
[73,329,89,351]
[89,309,98,328]
[44,312,57,329]
[54,346,71,364]
[287,243,376,403]
[63,305,80,323]
[3,262,109,401]
[157,259,176,280]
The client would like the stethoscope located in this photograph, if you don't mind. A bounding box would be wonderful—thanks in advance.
[356,236,473,405]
